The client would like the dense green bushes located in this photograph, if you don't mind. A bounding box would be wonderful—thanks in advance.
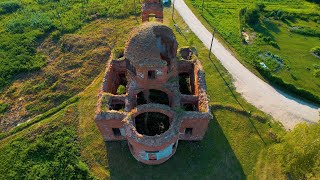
[112,47,125,59]
[6,11,54,33]
[0,1,21,15]
[117,85,126,95]
[0,0,140,90]
[311,46,320,57]
[257,66,320,104]
[244,8,260,26]
[289,27,320,37]
[0,105,93,179]
[255,122,320,179]
[0,103,9,114]
[241,3,266,27]
[306,0,320,4]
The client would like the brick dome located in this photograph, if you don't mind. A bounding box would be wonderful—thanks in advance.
[124,22,178,67]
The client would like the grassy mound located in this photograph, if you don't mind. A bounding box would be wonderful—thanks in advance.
[0,18,136,132]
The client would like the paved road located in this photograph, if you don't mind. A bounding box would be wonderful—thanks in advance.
[174,0,319,129]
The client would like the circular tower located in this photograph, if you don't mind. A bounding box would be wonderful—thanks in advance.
[95,22,211,165]
[124,22,180,164]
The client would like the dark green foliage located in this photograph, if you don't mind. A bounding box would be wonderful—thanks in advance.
[311,46,320,56]
[244,8,260,26]
[268,10,286,20]
[257,66,320,104]
[116,85,126,95]
[0,0,140,90]
[313,64,320,77]
[0,106,93,179]
[269,41,279,48]
[289,27,320,37]
[0,103,9,114]
[269,123,320,179]
[6,11,54,34]
[242,3,265,26]
[279,123,320,179]
[260,35,280,48]
[112,47,125,59]
[313,69,320,77]
[306,0,320,4]
[255,3,266,12]
[0,1,21,15]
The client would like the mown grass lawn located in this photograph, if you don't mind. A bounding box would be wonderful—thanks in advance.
[0,3,286,180]
[186,0,320,103]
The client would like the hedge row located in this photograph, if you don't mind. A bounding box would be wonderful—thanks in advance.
[258,67,320,104]
[0,96,80,140]
[289,27,320,37]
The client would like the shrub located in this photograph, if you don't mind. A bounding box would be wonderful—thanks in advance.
[306,0,320,5]
[0,1,21,15]
[314,69,320,78]
[277,123,320,179]
[269,41,279,49]
[117,85,126,95]
[255,3,266,12]
[112,47,124,59]
[0,117,93,179]
[257,123,320,179]
[289,27,320,37]
[6,11,54,34]
[101,95,109,111]
[257,67,320,104]
[0,103,9,114]
[244,8,260,26]
[311,46,320,57]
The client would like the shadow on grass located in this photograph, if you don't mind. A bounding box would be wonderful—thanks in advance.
[263,20,280,34]
[105,116,245,179]
[173,19,188,41]
[208,55,267,145]
[252,23,275,40]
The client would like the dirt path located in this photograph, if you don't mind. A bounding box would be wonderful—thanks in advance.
[174,0,319,129]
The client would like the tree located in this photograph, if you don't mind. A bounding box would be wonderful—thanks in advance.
[278,123,320,179]
[117,85,126,95]
[244,8,260,26]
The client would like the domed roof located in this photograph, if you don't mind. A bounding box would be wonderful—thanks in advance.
[124,22,178,67]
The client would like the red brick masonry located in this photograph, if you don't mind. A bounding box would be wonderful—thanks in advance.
[95,1,211,165]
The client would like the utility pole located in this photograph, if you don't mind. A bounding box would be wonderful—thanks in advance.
[209,28,215,58]
[172,0,175,20]
[134,0,137,21]
[202,0,204,14]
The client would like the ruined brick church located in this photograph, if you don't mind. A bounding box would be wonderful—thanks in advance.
[95,0,211,165]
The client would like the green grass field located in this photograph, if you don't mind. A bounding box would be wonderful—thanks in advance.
[0,0,139,132]
[1,1,319,179]
[187,0,320,103]
[0,4,290,179]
